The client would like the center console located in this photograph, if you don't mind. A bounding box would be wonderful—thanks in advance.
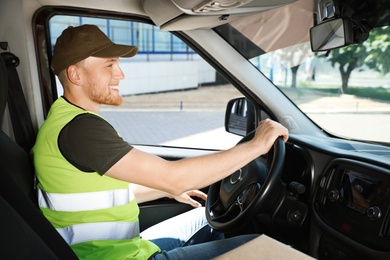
[314,158,390,256]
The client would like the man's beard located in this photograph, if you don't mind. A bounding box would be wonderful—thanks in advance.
[89,85,123,106]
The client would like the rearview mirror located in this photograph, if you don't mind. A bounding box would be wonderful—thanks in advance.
[310,18,354,51]
[225,98,255,136]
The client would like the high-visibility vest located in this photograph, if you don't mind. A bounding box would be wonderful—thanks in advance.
[32,97,160,259]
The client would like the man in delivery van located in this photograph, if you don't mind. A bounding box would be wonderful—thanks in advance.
[31,24,288,259]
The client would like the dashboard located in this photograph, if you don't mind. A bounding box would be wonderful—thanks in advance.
[139,134,390,259]
[284,135,390,259]
[314,158,390,258]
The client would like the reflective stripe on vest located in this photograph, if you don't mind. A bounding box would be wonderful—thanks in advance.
[57,221,140,245]
[38,185,135,212]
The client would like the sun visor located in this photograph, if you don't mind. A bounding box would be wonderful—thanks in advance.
[142,0,297,31]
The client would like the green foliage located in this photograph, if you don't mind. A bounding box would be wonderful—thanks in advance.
[364,26,390,75]
[346,87,390,101]
[326,26,390,74]
[303,87,390,101]
[319,26,390,91]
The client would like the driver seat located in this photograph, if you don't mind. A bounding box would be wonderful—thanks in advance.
[0,54,78,259]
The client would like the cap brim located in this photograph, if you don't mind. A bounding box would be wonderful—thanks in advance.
[92,43,138,58]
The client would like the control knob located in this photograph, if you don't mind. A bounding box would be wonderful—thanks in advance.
[367,206,381,221]
[327,190,339,202]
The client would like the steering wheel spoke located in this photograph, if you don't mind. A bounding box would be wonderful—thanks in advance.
[208,197,226,220]
[209,197,242,221]
[237,183,261,209]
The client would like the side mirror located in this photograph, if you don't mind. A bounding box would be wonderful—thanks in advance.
[225,97,255,136]
[310,18,354,51]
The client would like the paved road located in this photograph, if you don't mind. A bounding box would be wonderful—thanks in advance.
[101,110,242,150]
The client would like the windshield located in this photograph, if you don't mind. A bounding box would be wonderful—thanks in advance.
[215,3,390,145]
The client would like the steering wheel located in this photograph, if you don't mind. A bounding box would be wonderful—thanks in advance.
[205,133,286,231]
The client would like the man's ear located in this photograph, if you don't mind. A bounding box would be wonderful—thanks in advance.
[66,65,82,85]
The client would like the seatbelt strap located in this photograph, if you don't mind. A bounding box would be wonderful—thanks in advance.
[1,52,36,153]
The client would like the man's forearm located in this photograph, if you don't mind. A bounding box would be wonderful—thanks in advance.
[131,184,171,204]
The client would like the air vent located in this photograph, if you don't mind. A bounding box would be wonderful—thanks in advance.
[318,167,335,205]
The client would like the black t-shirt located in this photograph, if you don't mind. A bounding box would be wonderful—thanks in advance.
[58,113,133,175]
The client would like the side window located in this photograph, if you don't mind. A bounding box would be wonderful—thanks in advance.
[49,16,241,150]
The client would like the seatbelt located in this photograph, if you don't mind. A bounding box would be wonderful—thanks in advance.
[1,51,36,153]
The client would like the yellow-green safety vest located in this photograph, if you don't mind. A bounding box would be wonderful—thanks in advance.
[31,97,160,259]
